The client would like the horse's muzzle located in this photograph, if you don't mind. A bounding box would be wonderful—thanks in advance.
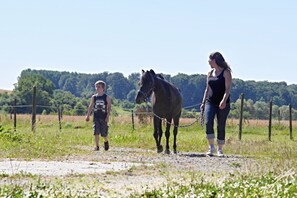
[135,90,147,104]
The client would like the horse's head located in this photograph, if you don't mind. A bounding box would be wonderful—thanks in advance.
[135,69,156,104]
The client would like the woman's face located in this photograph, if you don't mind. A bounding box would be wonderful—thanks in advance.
[208,58,215,68]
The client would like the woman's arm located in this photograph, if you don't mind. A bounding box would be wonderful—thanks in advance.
[219,69,232,109]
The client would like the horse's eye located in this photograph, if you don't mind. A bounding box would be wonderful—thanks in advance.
[138,82,141,86]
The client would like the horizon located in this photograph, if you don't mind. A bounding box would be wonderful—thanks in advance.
[1,68,296,92]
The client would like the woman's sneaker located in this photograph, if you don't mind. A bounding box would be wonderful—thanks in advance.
[206,147,216,156]
[217,149,224,157]
[94,146,99,151]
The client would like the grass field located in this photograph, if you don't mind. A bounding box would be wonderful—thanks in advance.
[0,113,296,197]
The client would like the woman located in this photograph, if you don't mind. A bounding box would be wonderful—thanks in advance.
[200,52,232,157]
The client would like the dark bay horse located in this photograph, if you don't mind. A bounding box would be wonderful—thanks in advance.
[135,69,182,154]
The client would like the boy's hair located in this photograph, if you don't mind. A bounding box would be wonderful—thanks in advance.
[95,80,106,90]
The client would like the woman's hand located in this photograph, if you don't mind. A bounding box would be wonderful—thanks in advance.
[200,103,205,112]
[219,101,226,109]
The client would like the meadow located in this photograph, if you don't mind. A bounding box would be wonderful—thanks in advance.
[0,112,296,197]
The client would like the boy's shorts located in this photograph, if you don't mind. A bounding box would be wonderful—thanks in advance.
[93,119,108,137]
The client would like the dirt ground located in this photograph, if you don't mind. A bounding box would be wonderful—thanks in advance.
[0,147,258,197]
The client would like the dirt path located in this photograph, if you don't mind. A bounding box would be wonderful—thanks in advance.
[0,147,256,197]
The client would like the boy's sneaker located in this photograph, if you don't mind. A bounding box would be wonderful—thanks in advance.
[206,147,216,156]
[94,146,99,151]
[104,141,109,151]
[217,149,224,157]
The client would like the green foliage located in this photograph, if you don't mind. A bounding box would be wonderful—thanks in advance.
[0,114,297,196]
[14,71,54,114]
[132,172,297,197]
[0,125,23,142]
[181,109,197,118]
[121,100,135,110]
[2,69,297,119]
[73,102,86,116]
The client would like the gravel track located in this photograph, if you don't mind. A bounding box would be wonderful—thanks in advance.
[0,147,256,197]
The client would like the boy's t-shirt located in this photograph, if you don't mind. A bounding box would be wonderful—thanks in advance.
[93,93,107,120]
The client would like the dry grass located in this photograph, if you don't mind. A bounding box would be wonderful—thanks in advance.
[2,114,297,127]
[0,89,13,94]
[228,118,297,127]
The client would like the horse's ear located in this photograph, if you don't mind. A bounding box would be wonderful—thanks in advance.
[142,69,145,74]
[150,69,156,76]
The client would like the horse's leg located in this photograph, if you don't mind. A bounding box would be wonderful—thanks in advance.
[158,119,163,151]
[173,114,180,154]
[153,116,163,153]
[165,117,172,154]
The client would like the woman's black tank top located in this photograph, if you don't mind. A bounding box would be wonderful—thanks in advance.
[207,69,230,106]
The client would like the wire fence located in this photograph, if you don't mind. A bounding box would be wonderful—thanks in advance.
[0,92,295,140]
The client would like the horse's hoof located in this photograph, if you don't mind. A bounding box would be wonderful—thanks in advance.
[157,145,163,153]
[165,149,170,154]
[173,150,177,154]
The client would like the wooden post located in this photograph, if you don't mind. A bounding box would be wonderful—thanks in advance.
[268,100,272,141]
[131,110,135,131]
[58,106,62,131]
[14,99,17,132]
[239,93,244,140]
[32,86,36,132]
[289,104,292,140]
[60,106,63,119]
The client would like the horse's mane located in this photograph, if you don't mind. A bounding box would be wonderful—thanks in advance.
[156,74,165,80]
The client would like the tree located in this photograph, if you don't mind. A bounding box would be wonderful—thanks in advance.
[74,102,86,115]
[63,76,78,96]
[279,105,290,120]
[127,89,137,102]
[51,90,78,111]
[107,73,133,99]
[254,101,269,119]
[128,72,140,88]
[15,72,54,113]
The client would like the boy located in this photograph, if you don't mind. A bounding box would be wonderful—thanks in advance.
[86,80,111,151]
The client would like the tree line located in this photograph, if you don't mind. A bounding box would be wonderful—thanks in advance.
[0,69,296,119]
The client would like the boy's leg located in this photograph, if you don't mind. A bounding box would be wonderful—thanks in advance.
[99,119,109,150]
[93,120,100,150]
[104,136,109,151]
[95,135,100,150]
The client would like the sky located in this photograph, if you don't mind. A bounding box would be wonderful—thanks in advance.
[1,0,297,90]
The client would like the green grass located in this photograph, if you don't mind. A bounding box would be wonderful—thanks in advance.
[1,114,297,196]
[0,114,296,160]
[131,171,297,197]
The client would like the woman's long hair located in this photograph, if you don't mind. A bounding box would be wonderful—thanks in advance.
[209,52,231,71]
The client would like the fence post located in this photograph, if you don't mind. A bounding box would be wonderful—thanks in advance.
[14,99,17,132]
[289,104,292,140]
[131,110,135,131]
[239,93,244,140]
[58,106,62,131]
[268,100,272,141]
[60,106,63,119]
[32,86,36,132]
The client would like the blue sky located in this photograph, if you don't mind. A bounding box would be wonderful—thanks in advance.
[1,0,296,90]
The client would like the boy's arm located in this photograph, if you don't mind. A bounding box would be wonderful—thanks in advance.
[86,95,94,121]
[106,95,111,123]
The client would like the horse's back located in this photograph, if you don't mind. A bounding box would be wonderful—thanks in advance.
[166,82,182,117]
[152,77,182,118]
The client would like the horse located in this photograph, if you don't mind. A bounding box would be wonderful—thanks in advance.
[135,69,182,154]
